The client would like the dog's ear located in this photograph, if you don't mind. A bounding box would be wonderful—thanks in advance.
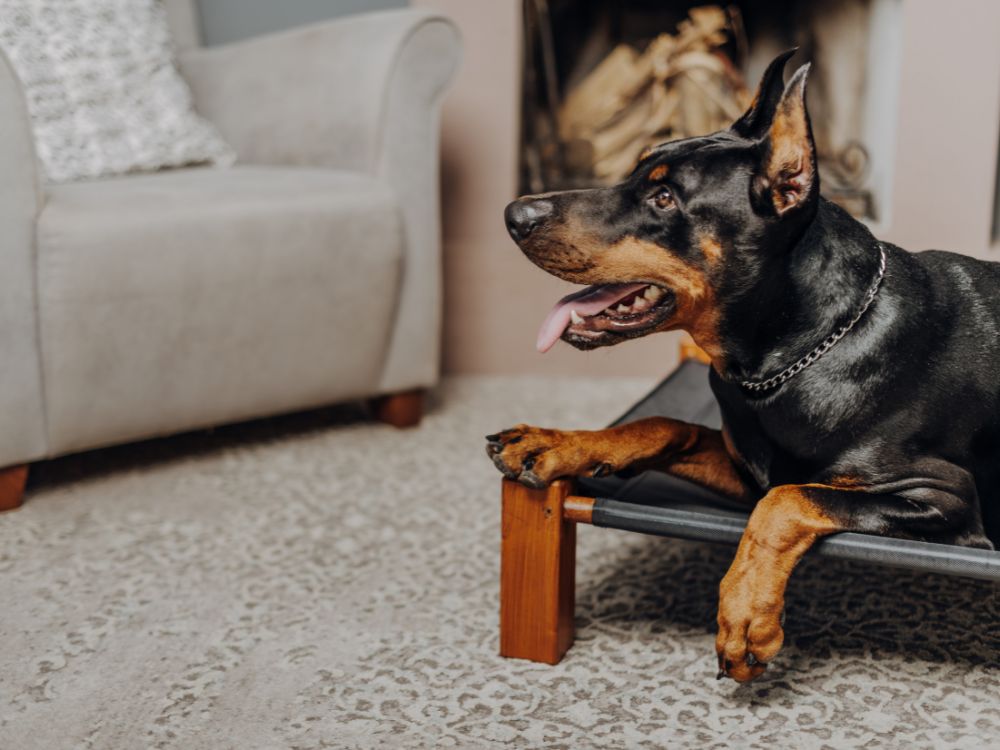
[753,64,817,216]
[730,49,797,139]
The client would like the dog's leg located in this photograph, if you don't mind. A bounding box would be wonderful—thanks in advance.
[715,478,985,682]
[715,484,841,682]
[486,417,754,502]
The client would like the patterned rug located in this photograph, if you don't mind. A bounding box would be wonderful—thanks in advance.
[1,375,998,749]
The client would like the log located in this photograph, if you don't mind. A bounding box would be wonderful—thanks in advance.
[554,5,750,185]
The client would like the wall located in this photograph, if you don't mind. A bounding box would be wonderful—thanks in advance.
[196,0,407,46]
[885,0,1000,258]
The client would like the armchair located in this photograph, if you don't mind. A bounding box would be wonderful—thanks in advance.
[0,3,461,510]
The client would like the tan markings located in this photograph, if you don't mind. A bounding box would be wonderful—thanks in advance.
[601,237,708,301]
[530,225,727,367]
[679,335,712,364]
[765,76,814,214]
[699,235,723,266]
[828,475,865,488]
[648,164,669,181]
[717,484,844,682]
[652,427,755,502]
[492,419,755,503]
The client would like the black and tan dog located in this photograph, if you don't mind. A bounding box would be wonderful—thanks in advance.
[486,51,1000,682]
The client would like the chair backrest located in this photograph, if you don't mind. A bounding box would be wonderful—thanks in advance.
[163,0,201,50]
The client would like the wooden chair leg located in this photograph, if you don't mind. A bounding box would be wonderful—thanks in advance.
[500,478,576,664]
[370,389,424,428]
[0,465,28,512]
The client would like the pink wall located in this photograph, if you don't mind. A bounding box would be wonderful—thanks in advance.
[884,0,1000,257]
[417,0,1000,376]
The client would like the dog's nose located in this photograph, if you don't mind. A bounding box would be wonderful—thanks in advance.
[505,199,554,242]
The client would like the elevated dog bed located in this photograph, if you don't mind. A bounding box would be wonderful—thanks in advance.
[579,359,1000,582]
[499,358,1000,665]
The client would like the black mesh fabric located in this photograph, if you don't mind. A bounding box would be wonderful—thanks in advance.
[579,360,1000,582]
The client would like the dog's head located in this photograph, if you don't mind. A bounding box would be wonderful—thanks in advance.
[506,51,818,359]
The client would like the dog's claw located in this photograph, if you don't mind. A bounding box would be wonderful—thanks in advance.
[485,433,501,442]
[486,441,503,456]
[519,470,547,490]
[592,462,613,478]
[745,653,757,666]
[716,669,726,680]
[492,453,518,480]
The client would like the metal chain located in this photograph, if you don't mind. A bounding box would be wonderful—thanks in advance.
[740,242,887,393]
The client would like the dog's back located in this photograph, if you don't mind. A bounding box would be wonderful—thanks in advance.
[911,251,1000,541]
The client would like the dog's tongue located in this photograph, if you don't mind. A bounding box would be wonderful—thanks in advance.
[536,283,649,353]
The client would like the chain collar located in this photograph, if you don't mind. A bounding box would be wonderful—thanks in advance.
[739,242,887,393]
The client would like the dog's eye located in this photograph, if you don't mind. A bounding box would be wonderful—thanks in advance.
[649,187,675,211]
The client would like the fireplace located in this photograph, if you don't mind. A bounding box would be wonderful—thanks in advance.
[519,0,903,223]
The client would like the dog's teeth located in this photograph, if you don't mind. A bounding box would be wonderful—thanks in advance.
[616,304,630,313]
[570,309,585,325]
[632,297,651,312]
[645,286,662,301]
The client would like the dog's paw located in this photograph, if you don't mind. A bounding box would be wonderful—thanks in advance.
[485,425,613,489]
[715,565,785,683]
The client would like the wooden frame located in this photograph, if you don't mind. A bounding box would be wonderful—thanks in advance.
[499,478,601,664]
[498,337,705,664]
[500,478,577,662]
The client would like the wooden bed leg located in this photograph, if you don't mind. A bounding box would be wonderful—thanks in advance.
[0,465,28,512]
[500,478,576,664]
[370,389,424,428]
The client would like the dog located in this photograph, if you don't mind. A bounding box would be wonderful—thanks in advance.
[486,50,1000,683]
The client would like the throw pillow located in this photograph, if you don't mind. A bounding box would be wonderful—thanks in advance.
[0,0,235,183]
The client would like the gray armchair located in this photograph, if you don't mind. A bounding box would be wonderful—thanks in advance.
[0,2,461,509]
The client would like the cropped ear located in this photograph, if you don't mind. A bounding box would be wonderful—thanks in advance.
[730,49,797,139]
[755,64,817,216]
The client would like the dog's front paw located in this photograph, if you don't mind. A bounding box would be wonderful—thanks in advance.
[485,425,613,489]
[715,560,786,683]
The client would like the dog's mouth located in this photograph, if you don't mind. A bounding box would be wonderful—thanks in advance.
[536,282,675,352]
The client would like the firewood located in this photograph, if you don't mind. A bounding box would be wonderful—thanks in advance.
[554,5,750,185]
[559,45,640,141]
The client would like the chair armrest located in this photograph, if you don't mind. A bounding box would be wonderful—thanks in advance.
[0,49,48,466]
[179,9,460,174]
[180,9,462,393]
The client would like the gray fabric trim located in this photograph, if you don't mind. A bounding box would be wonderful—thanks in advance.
[593,499,1000,582]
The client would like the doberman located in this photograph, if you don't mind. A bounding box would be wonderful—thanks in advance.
[486,51,1000,682]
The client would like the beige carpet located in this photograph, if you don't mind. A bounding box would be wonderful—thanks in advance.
[2,375,999,750]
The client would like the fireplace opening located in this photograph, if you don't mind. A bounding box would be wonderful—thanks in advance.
[519,0,901,223]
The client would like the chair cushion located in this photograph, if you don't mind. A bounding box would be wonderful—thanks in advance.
[37,166,403,454]
[0,0,234,183]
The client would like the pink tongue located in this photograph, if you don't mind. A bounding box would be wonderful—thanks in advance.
[536,283,650,353]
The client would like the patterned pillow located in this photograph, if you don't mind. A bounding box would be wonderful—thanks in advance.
[0,0,235,183]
